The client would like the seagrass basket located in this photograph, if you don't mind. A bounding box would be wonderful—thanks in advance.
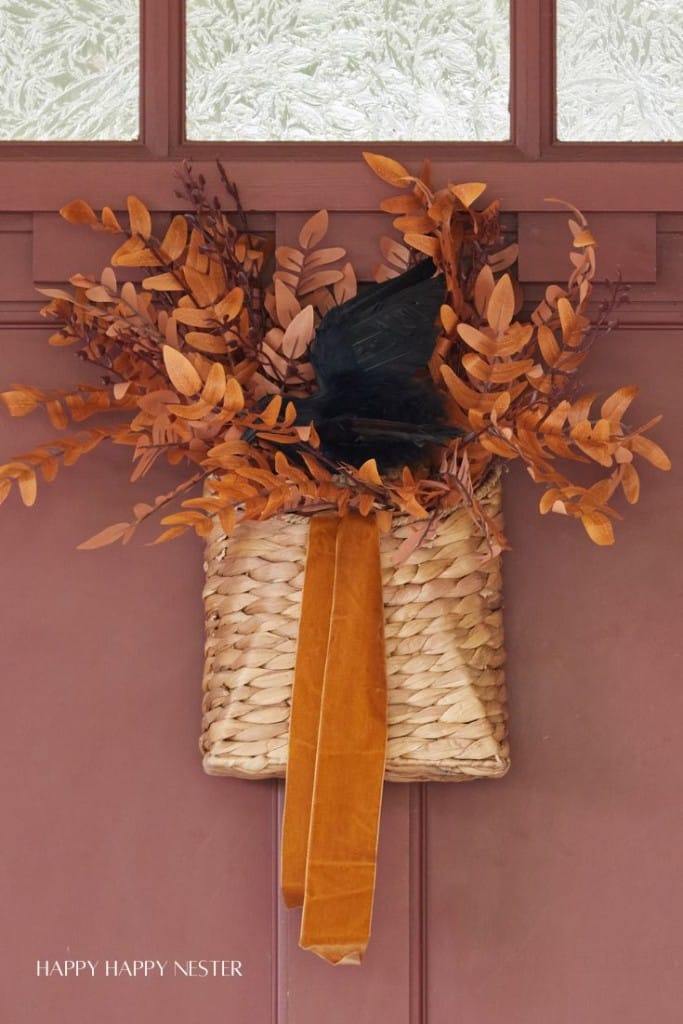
[200,472,509,783]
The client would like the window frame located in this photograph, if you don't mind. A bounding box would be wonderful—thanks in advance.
[0,0,681,214]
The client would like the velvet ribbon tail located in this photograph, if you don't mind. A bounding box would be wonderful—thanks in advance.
[280,512,388,966]
[280,515,338,909]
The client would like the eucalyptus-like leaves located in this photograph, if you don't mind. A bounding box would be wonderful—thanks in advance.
[0,156,670,553]
[363,151,670,546]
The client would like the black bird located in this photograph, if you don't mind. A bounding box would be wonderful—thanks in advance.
[289,257,458,471]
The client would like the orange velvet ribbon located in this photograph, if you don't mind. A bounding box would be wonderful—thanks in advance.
[281,512,388,965]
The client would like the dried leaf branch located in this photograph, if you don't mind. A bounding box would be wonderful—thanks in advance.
[0,156,670,552]
[362,151,670,544]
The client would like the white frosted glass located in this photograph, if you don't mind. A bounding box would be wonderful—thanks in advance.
[557,0,683,141]
[0,0,140,141]
[186,0,510,141]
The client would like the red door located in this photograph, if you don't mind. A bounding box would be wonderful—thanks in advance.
[1,3,682,1021]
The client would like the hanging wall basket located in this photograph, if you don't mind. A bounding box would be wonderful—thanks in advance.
[200,469,508,784]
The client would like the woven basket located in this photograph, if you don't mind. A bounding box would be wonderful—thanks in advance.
[200,473,509,783]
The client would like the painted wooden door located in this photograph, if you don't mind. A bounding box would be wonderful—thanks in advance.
[1,2,682,1021]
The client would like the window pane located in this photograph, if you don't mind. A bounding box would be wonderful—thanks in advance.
[186,0,510,142]
[0,0,140,141]
[556,0,683,142]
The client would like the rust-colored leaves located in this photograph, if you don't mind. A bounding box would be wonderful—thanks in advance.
[0,157,669,551]
[362,152,414,187]
[363,152,670,545]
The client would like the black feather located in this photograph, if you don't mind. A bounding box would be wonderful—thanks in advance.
[288,258,460,471]
[293,369,455,469]
[244,259,459,469]
[309,257,444,386]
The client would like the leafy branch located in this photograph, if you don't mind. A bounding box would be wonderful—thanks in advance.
[0,156,670,553]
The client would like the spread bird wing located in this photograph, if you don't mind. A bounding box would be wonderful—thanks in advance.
[310,258,444,388]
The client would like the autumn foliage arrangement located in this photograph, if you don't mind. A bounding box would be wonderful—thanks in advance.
[0,153,670,552]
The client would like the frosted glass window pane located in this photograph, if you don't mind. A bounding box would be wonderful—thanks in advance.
[0,0,140,141]
[186,0,510,142]
[557,0,683,141]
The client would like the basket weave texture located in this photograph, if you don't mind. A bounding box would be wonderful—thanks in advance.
[200,474,509,783]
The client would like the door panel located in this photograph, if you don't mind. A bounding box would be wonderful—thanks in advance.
[0,320,278,1023]
[427,326,683,1024]
[2,243,680,1023]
